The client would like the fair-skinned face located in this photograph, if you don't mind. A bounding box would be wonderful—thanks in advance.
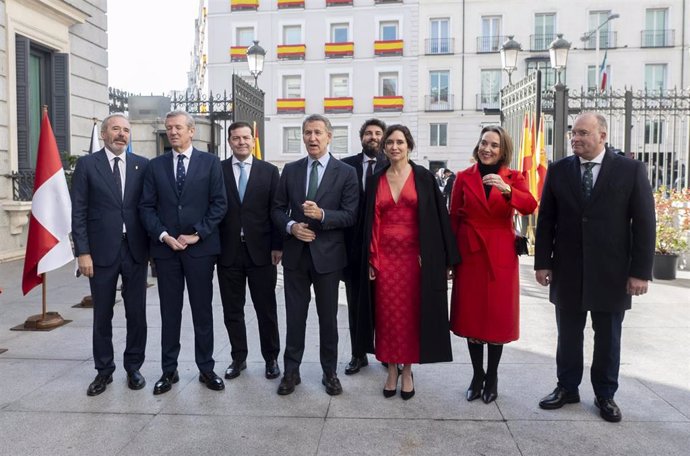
[361,125,384,157]
[570,114,607,161]
[383,130,409,163]
[165,115,195,152]
[101,116,130,155]
[228,126,254,161]
[302,120,332,159]
[477,131,502,166]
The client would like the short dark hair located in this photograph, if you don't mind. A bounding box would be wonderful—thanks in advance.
[228,121,253,137]
[472,125,513,167]
[358,118,387,140]
[382,124,415,152]
[302,114,332,133]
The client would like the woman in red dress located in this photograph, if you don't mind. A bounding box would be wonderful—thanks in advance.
[449,125,537,404]
[355,125,460,400]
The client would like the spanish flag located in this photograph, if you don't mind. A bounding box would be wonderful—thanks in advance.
[253,121,262,160]
[519,112,538,198]
[536,114,548,200]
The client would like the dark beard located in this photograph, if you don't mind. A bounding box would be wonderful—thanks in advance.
[362,143,378,158]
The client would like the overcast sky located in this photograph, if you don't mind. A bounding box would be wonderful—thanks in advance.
[107,1,200,94]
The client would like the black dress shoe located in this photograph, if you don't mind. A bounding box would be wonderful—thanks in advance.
[87,374,113,396]
[153,370,179,395]
[277,372,301,395]
[127,370,146,390]
[265,359,281,379]
[322,372,343,396]
[594,397,622,423]
[482,376,498,404]
[224,360,247,380]
[466,375,484,402]
[199,371,225,391]
[539,386,581,409]
[344,355,369,375]
[400,373,415,400]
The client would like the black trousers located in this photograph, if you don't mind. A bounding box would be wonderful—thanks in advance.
[155,252,216,373]
[555,306,625,399]
[283,247,340,375]
[218,243,280,363]
[90,238,147,376]
[343,274,365,358]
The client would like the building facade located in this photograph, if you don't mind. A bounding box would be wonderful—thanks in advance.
[0,0,109,260]
[202,0,689,170]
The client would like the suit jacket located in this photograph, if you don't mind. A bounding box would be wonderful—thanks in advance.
[341,151,388,279]
[534,150,656,312]
[139,148,227,259]
[71,149,149,266]
[219,157,282,266]
[355,162,461,362]
[271,154,359,274]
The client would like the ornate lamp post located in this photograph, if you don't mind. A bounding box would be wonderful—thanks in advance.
[246,40,266,88]
[549,34,571,160]
[500,36,522,85]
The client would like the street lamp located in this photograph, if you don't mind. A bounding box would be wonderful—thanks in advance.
[548,34,571,161]
[500,36,522,85]
[549,34,571,85]
[246,40,266,88]
[580,13,619,91]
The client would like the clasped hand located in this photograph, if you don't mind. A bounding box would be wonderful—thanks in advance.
[164,233,199,251]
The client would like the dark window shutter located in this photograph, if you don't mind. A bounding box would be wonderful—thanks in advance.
[15,35,30,170]
[51,53,70,158]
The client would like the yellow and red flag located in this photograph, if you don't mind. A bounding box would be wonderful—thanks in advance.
[253,121,262,160]
[536,114,548,200]
[518,112,537,198]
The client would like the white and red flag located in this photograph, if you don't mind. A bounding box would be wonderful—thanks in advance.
[22,109,74,295]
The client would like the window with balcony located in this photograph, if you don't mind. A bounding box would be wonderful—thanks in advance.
[283,25,302,45]
[430,123,448,147]
[587,64,610,93]
[331,126,349,155]
[428,70,451,111]
[586,11,616,49]
[331,23,349,43]
[282,75,302,98]
[479,69,501,109]
[532,13,555,51]
[428,18,451,54]
[479,16,502,53]
[643,8,670,47]
[379,72,398,96]
[526,59,557,88]
[283,127,302,154]
[645,64,666,93]
[236,27,254,46]
[330,74,349,97]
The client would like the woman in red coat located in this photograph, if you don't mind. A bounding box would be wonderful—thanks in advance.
[449,125,537,404]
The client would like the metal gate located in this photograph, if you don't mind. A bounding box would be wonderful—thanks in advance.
[499,71,542,170]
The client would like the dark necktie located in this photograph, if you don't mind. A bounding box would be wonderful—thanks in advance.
[582,162,596,199]
[306,160,319,201]
[176,154,186,194]
[113,156,123,201]
[237,161,247,202]
[364,159,375,190]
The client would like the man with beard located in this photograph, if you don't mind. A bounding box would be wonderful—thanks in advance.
[341,119,388,375]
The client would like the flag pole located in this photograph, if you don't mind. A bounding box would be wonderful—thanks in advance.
[23,273,66,330]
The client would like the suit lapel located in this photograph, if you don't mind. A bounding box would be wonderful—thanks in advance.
[566,156,585,207]
[314,155,335,202]
[94,150,122,204]
[296,157,308,201]
[354,153,364,191]
[164,152,177,196]
[225,160,241,204]
[181,149,201,197]
[123,155,141,204]
[466,164,490,211]
[243,159,261,204]
[586,151,615,206]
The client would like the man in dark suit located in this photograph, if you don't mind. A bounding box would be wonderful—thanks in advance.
[272,114,359,396]
[139,110,228,395]
[218,121,282,381]
[535,112,655,422]
[71,113,149,396]
[442,169,455,208]
[340,118,387,375]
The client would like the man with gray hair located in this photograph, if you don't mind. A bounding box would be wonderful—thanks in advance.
[272,114,359,396]
[139,110,228,395]
[72,113,150,396]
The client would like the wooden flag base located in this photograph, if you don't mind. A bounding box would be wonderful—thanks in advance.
[23,311,66,330]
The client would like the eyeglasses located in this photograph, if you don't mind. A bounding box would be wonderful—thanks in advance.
[567,130,592,139]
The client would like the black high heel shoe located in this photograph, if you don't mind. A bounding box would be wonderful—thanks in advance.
[400,372,415,400]
[482,376,498,404]
[466,375,484,402]
[383,370,400,398]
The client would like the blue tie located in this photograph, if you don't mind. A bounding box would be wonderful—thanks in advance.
[307,161,319,201]
[237,161,247,202]
[176,154,186,194]
[582,162,596,199]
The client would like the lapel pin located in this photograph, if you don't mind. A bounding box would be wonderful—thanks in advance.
[135,165,139,170]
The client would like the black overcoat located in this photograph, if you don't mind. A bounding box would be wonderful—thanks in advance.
[354,162,461,363]
[534,150,656,312]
